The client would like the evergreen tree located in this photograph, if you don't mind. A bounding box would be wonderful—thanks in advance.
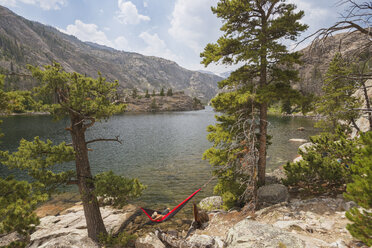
[0,74,8,112]
[3,63,145,242]
[201,0,308,199]
[0,75,48,247]
[145,89,150,98]
[344,131,372,246]
[160,87,165,96]
[152,89,156,97]
[166,88,173,96]
[315,53,361,132]
[150,98,158,111]
[132,88,138,98]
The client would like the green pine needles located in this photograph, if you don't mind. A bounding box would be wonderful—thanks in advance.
[0,64,146,243]
[315,53,362,132]
[344,132,372,246]
[201,0,307,209]
[283,127,360,194]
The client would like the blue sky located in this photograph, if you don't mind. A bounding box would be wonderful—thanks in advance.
[0,0,347,74]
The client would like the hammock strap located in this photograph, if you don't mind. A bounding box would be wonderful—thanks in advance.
[141,188,201,222]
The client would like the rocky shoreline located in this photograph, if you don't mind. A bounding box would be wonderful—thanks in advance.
[0,93,205,116]
[124,92,204,112]
[1,168,365,248]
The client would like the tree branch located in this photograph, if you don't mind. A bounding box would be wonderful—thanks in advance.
[67,180,78,185]
[86,136,122,145]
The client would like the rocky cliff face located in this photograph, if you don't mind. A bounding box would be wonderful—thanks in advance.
[296,32,371,95]
[0,6,222,101]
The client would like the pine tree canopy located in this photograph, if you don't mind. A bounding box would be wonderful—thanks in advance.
[1,137,75,195]
[28,63,125,121]
[0,64,145,242]
[315,53,362,131]
[0,75,48,244]
[201,0,308,208]
[344,131,372,246]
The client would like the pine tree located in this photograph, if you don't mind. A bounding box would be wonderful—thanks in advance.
[0,75,48,246]
[315,53,361,132]
[166,88,173,96]
[0,74,8,113]
[160,87,165,96]
[152,89,156,97]
[145,89,150,98]
[150,98,158,111]
[132,88,138,98]
[344,131,372,246]
[201,0,308,198]
[2,63,145,242]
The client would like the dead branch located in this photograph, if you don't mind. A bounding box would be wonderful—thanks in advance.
[297,0,372,50]
[86,136,122,145]
[155,230,191,248]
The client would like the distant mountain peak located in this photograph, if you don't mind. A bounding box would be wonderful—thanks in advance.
[0,5,222,101]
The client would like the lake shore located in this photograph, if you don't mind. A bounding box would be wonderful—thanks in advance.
[22,174,363,248]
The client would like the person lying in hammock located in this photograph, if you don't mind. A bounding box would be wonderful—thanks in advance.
[151,208,171,221]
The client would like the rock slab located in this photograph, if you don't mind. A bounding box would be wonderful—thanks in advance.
[225,219,306,248]
[28,204,137,248]
[199,196,224,211]
[135,233,165,248]
[257,184,289,207]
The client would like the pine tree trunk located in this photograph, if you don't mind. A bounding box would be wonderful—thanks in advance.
[361,80,372,130]
[258,103,268,186]
[258,27,268,186]
[70,115,107,242]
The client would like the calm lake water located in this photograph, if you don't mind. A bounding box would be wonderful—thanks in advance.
[0,107,318,208]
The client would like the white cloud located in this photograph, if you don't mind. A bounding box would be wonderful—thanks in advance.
[139,32,178,61]
[289,0,332,28]
[59,20,114,47]
[114,36,130,51]
[59,20,132,52]
[286,0,335,51]
[0,0,16,7]
[143,1,148,8]
[168,0,221,53]
[116,0,150,25]
[0,0,66,10]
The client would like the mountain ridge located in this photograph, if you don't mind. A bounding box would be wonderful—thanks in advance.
[0,5,222,101]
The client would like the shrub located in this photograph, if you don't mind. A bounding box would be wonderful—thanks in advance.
[344,131,372,246]
[150,99,158,111]
[283,127,360,194]
[132,88,137,98]
[145,89,150,98]
[5,91,37,113]
[99,231,137,248]
[166,88,173,96]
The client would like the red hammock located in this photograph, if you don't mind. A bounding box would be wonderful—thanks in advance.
[140,188,201,223]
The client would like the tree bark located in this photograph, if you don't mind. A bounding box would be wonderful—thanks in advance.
[361,80,372,130]
[257,11,268,186]
[70,115,107,241]
[258,103,268,186]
